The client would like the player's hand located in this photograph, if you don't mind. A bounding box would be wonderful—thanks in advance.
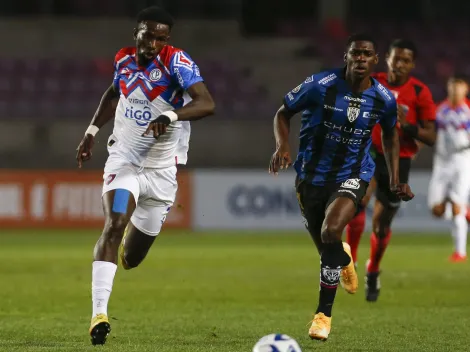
[390,183,414,202]
[142,116,169,139]
[269,144,292,175]
[76,134,95,168]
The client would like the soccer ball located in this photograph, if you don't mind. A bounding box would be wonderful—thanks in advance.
[252,333,302,352]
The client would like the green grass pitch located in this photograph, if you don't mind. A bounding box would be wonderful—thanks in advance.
[0,230,468,351]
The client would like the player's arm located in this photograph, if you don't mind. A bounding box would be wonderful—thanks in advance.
[270,77,315,174]
[380,102,414,201]
[401,86,436,146]
[76,83,119,168]
[171,81,215,121]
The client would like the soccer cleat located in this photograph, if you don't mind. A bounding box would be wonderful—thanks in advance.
[89,314,111,345]
[119,225,131,270]
[449,252,467,262]
[340,242,358,294]
[365,259,381,302]
[308,313,331,341]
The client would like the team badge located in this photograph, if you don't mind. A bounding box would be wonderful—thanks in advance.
[347,102,361,122]
[149,68,162,82]
[321,265,342,283]
[105,174,116,185]
[341,178,361,190]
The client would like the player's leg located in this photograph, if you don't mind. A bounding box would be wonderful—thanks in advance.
[309,179,367,341]
[120,166,177,269]
[448,156,470,261]
[90,160,139,345]
[346,176,376,264]
[365,156,411,302]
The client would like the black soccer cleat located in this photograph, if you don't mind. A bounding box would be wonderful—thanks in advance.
[365,271,381,302]
[89,314,111,345]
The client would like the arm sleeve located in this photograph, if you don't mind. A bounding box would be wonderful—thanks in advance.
[282,75,318,114]
[169,51,204,90]
[379,99,398,132]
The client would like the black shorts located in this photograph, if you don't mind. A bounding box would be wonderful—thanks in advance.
[296,177,369,234]
[374,153,411,208]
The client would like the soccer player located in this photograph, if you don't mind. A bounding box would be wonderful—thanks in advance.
[344,39,436,302]
[269,34,414,341]
[428,75,470,262]
[75,7,215,345]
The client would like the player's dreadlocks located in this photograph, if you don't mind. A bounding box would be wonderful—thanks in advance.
[137,6,175,30]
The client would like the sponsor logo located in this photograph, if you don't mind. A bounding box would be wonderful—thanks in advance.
[324,104,343,112]
[363,111,380,118]
[344,96,366,103]
[323,121,371,135]
[149,68,162,82]
[304,76,314,83]
[377,84,392,100]
[318,73,337,85]
[291,84,302,93]
[194,65,201,77]
[341,178,361,190]
[174,67,185,87]
[287,93,294,101]
[128,98,149,105]
[124,106,152,126]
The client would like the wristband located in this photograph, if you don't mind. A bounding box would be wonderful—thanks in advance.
[161,111,178,123]
[85,125,99,136]
[401,124,418,138]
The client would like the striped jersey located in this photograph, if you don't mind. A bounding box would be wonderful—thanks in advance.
[435,99,470,157]
[283,68,397,186]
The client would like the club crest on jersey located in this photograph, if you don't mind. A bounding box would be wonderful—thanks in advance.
[341,178,361,190]
[149,68,162,82]
[347,104,361,122]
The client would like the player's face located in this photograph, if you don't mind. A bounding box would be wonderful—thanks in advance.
[386,48,415,79]
[447,80,468,102]
[344,41,378,79]
[134,21,170,65]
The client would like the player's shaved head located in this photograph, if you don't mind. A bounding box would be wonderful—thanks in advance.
[389,39,417,60]
[137,6,175,31]
[346,33,378,53]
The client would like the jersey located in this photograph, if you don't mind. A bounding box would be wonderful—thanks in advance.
[371,72,436,158]
[111,46,203,168]
[435,99,470,157]
[283,68,397,186]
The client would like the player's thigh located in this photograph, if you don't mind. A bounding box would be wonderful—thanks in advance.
[130,166,177,236]
[296,179,326,252]
[102,155,140,226]
[322,179,369,241]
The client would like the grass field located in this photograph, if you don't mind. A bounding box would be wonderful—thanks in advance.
[0,230,468,352]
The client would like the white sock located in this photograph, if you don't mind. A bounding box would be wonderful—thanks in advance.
[452,213,468,256]
[92,261,117,318]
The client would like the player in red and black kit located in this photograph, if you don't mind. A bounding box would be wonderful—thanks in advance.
[345,39,437,302]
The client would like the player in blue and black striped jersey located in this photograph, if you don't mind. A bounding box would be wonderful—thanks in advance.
[269,33,414,341]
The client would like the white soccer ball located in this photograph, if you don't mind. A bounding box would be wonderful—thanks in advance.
[253,333,302,352]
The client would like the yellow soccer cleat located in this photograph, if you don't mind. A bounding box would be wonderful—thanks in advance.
[340,242,358,294]
[89,313,111,345]
[119,225,131,270]
[308,313,331,341]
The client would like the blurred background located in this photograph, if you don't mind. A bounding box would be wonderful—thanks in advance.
[1,0,469,232]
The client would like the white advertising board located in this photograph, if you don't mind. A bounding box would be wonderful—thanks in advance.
[193,170,452,232]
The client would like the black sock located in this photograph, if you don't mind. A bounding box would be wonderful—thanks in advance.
[316,242,347,317]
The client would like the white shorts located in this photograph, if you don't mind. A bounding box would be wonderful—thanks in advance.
[102,153,178,236]
[428,151,470,208]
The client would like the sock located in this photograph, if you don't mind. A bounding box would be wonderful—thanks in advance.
[452,213,468,256]
[316,242,350,317]
[367,231,391,273]
[346,209,366,264]
[92,261,117,317]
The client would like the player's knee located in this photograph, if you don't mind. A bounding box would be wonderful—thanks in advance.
[321,221,343,243]
[372,218,389,239]
[104,216,128,240]
[431,204,446,218]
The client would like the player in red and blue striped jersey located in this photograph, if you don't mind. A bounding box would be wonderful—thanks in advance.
[269,34,414,341]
